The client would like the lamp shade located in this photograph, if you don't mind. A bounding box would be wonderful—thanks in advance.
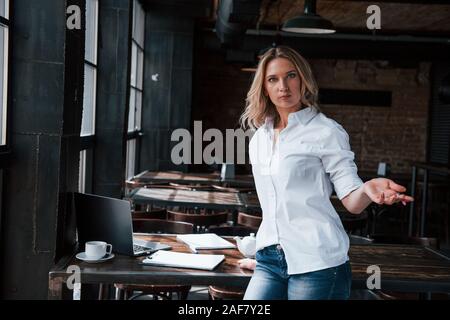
[281,0,335,34]
[282,13,335,34]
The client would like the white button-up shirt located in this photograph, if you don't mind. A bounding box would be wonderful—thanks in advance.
[249,106,364,275]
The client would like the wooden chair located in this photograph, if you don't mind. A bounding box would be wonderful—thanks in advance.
[132,219,194,234]
[237,211,262,229]
[208,286,245,300]
[207,226,255,300]
[167,210,229,232]
[115,219,194,300]
[131,208,167,220]
[242,209,262,217]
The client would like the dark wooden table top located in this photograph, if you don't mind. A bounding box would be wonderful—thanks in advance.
[49,235,450,299]
[129,170,255,187]
[130,187,261,211]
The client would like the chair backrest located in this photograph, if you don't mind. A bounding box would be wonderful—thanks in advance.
[167,210,229,228]
[132,219,194,234]
[237,212,262,228]
[370,235,440,249]
[209,226,257,237]
[131,208,167,220]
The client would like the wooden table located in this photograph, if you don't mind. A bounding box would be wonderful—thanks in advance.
[48,235,450,299]
[128,170,255,188]
[130,187,260,212]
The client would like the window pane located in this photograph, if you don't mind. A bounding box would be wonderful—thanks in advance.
[0,0,7,19]
[132,0,136,40]
[134,0,145,47]
[137,48,144,90]
[130,43,137,87]
[81,64,96,136]
[0,26,7,145]
[136,90,142,131]
[126,139,136,179]
[128,88,136,132]
[136,0,145,48]
[85,0,98,64]
[79,150,87,193]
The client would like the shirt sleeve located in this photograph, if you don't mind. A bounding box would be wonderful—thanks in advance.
[319,123,364,200]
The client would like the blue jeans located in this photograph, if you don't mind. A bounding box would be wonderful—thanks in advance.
[243,245,352,300]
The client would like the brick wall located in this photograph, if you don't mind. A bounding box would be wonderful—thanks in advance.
[192,50,430,175]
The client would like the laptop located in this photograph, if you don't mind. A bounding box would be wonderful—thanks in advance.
[74,192,171,256]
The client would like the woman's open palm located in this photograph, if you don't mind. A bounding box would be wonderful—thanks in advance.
[364,178,414,206]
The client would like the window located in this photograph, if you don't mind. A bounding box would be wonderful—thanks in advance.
[126,0,145,179]
[0,0,9,231]
[79,0,98,192]
[0,0,9,148]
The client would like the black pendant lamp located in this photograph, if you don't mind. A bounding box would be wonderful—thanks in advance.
[282,0,335,34]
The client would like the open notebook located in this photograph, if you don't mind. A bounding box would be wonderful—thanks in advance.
[176,233,235,251]
[141,250,225,271]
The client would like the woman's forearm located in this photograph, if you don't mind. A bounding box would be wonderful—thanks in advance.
[340,183,372,214]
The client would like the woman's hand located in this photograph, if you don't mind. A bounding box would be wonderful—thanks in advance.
[363,178,414,206]
[238,258,257,270]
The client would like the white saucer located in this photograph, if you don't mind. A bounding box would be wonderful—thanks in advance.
[76,252,115,263]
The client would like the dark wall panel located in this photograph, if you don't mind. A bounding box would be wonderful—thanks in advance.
[93,0,132,198]
[1,0,84,299]
[12,61,65,134]
[140,13,193,172]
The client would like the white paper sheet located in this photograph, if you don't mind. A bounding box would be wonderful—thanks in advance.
[177,233,236,250]
[142,250,225,271]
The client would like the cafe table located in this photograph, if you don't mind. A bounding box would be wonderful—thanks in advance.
[48,234,450,299]
[129,187,260,212]
[127,170,255,188]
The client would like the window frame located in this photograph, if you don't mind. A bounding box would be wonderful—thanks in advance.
[0,0,11,246]
[79,0,99,193]
[126,0,145,179]
[0,0,11,157]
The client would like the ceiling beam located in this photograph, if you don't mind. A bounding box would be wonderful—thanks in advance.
[202,29,450,61]
[140,0,214,18]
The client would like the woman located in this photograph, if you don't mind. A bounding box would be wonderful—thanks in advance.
[238,46,413,300]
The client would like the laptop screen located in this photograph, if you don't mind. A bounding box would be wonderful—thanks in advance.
[74,192,135,255]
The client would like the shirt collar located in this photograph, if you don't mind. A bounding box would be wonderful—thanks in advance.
[263,106,317,132]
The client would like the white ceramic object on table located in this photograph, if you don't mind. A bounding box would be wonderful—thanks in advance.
[234,233,256,258]
[85,241,112,260]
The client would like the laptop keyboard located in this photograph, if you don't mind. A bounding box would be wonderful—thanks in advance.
[133,244,149,252]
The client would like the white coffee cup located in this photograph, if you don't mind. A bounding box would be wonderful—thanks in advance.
[85,241,112,260]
